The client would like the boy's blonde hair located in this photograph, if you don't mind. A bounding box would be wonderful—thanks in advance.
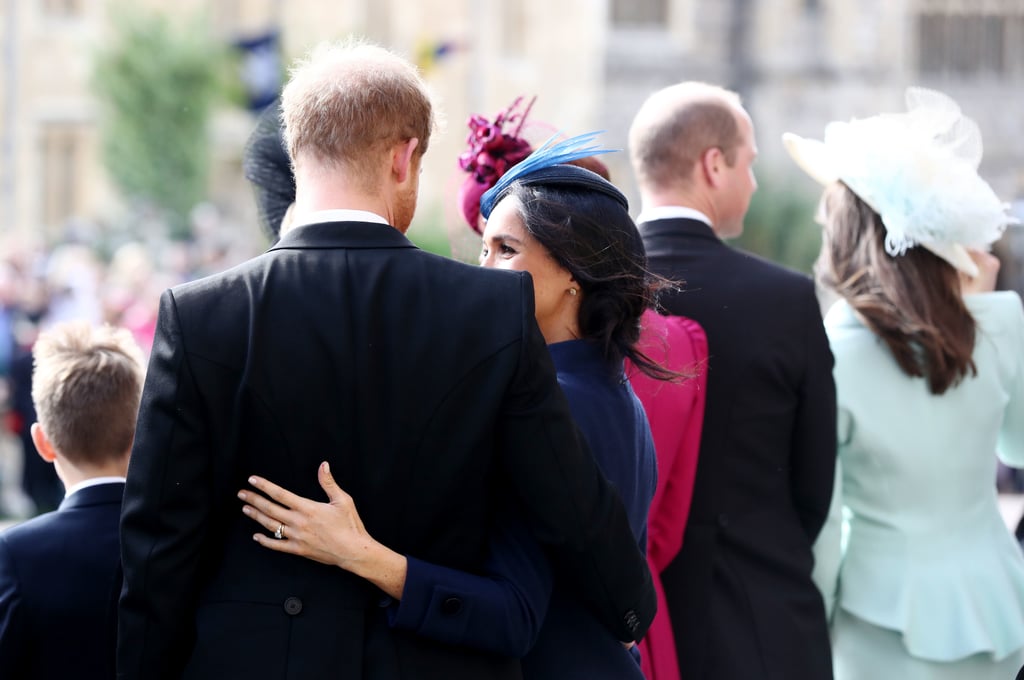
[31,322,146,466]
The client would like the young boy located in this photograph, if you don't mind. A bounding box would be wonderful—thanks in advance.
[0,321,145,679]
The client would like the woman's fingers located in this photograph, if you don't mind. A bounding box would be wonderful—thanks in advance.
[240,501,288,536]
[237,468,375,570]
[252,531,309,556]
[317,461,350,504]
[238,487,294,524]
[247,475,308,510]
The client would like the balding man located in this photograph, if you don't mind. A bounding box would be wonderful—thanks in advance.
[628,82,836,679]
[117,41,655,680]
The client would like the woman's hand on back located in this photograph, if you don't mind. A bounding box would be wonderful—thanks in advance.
[238,462,408,598]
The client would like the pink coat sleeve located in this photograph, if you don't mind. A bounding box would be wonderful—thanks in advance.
[629,311,709,680]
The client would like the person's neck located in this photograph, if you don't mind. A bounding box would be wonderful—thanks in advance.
[640,189,724,235]
[293,193,392,225]
[539,319,581,345]
[54,456,129,490]
[293,165,400,230]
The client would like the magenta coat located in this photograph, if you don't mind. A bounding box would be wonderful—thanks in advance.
[629,311,709,680]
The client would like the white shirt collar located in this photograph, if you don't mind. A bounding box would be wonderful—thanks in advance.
[65,476,126,499]
[636,205,713,227]
[291,209,389,230]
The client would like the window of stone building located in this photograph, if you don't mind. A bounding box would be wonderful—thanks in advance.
[38,122,85,230]
[917,5,1024,77]
[612,0,668,27]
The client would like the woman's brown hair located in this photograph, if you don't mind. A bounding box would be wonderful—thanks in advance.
[816,182,976,395]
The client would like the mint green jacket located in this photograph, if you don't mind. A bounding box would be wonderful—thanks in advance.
[813,291,1024,662]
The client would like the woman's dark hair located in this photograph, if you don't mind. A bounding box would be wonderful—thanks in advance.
[816,181,976,394]
[503,179,679,382]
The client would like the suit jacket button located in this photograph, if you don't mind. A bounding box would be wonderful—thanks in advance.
[717,513,729,528]
[441,597,463,616]
[284,597,303,616]
[624,610,640,634]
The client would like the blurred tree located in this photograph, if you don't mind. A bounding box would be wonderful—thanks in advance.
[92,6,227,240]
[732,174,822,275]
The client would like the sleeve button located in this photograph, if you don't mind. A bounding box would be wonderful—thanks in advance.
[441,597,463,616]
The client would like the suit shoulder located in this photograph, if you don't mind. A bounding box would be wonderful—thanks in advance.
[0,511,62,555]
[733,247,812,284]
[416,250,528,298]
[727,248,815,297]
[168,253,274,301]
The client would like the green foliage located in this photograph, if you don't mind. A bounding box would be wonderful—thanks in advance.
[408,225,454,257]
[92,5,228,239]
[732,174,823,274]
[407,204,463,258]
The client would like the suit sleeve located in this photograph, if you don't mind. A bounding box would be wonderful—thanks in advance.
[388,517,552,657]
[0,538,28,678]
[789,288,838,542]
[495,273,656,643]
[118,290,213,680]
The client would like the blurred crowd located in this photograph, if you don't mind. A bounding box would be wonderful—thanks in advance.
[0,205,263,518]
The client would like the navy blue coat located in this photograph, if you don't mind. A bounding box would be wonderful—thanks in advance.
[0,482,124,679]
[388,341,656,679]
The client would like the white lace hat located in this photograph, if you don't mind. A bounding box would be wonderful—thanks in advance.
[783,87,1018,277]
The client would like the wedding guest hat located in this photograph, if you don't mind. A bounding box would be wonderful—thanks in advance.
[782,87,1018,277]
[457,96,536,232]
[479,131,620,219]
[457,96,612,233]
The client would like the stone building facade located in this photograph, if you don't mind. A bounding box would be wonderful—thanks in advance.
[1,0,1021,284]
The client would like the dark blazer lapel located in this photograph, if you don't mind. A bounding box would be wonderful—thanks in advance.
[58,482,125,512]
[269,221,419,252]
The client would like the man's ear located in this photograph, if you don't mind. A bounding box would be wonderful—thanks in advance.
[30,423,57,463]
[392,137,421,184]
[700,146,726,189]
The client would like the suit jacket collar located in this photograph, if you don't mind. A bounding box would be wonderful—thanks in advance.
[639,217,722,246]
[59,481,125,511]
[269,221,418,252]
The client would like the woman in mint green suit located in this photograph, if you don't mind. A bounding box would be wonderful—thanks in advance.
[785,87,1024,679]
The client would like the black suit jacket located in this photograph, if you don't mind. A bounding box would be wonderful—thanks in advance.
[0,481,124,679]
[641,218,836,680]
[118,221,654,680]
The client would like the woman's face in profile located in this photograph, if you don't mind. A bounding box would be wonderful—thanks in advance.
[479,196,577,342]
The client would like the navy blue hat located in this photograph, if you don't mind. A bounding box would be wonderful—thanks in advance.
[479,131,622,219]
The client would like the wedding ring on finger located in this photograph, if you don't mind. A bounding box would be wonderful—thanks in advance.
[274,524,285,540]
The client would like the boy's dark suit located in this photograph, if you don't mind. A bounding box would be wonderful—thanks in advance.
[641,217,837,680]
[0,481,124,679]
[118,221,655,680]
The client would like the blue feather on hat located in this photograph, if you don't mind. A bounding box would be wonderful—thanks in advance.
[479,131,617,219]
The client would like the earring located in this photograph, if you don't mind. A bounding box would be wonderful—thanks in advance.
[569,288,578,296]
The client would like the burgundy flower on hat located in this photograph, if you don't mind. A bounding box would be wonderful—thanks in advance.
[458,96,537,233]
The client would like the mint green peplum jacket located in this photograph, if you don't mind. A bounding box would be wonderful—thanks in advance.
[813,291,1024,663]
